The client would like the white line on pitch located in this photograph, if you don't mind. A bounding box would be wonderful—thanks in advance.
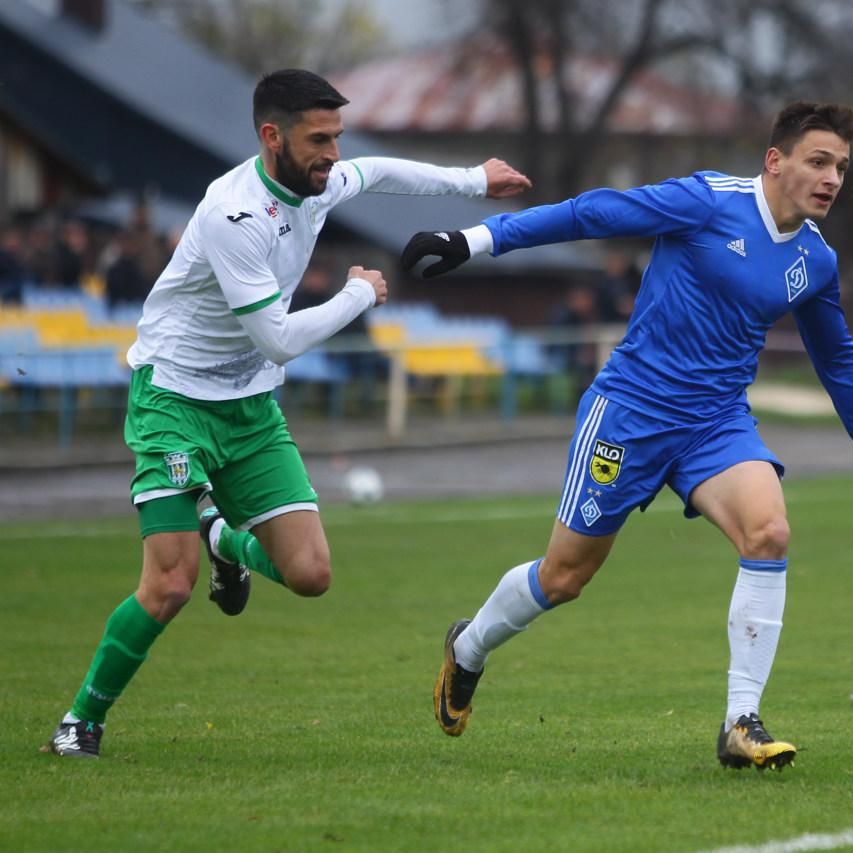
[699,828,853,853]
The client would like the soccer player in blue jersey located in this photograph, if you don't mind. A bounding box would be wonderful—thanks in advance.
[401,101,853,770]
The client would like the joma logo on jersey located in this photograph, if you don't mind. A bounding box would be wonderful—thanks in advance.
[278,223,291,237]
[164,451,191,487]
[590,439,624,485]
[785,255,808,302]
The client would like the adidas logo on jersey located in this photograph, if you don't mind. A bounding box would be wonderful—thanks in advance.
[727,237,746,257]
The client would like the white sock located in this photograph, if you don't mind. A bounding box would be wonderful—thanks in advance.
[726,560,787,730]
[454,559,553,673]
[62,712,104,728]
[208,518,226,559]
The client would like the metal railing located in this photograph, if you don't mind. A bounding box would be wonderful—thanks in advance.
[0,324,827,447]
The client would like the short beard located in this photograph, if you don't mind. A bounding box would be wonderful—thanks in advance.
[274,141,325,198]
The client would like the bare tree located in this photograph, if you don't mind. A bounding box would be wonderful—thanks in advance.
[481,0,853,197]
[128,0,391,75]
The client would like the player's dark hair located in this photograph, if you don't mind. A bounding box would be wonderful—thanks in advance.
[769,101,853,153]
[253,69,349,134]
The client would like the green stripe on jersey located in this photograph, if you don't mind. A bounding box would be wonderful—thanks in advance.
[352,161,365,191]
[233,291,281,315]
[254,157,303,207]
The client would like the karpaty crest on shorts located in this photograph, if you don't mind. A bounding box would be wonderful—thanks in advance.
[164,451,191,487]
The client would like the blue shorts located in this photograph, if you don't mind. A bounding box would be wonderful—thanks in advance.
[557,390,783,535]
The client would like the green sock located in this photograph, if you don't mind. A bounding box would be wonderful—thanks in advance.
[218,525,285,586]
[71,594,165,724]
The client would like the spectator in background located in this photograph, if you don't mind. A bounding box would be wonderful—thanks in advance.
[19,218,86,288]
[0,226,28,304]
[549,282,601,402]
[128,202,170,285]
[549,252,640,403]
[24,222,58,286]
[597,249,640,323]
[53,219,89,288]
[105,228,152,309]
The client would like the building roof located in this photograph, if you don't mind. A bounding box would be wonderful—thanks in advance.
[328,38,745,135]
[0,1,597,274]
[0,0,257,162]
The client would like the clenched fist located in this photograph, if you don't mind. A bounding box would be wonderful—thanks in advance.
[348,265,388,305]
[481,158,532,198]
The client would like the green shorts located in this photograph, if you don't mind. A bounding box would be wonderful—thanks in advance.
[125,365,317,536]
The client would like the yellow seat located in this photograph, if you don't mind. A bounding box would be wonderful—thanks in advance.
[402,343,503,377]
[35,310,92,346]
[369,322,406,348]
[85,324,137,350]
[0,306,32,330]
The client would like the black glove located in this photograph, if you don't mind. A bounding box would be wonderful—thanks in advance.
[400,230,470,279]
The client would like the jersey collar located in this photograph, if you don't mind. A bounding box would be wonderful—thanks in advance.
[254,157,304,208]
[753,175,802,244]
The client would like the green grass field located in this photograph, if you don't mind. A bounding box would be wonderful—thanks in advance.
[2,478,853,852]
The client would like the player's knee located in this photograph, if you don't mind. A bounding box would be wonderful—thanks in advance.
[743,515,790,559]
[285,564,331,597]
[280,552,332,597]
[139,558,197,621]
[539,560,594,605]
[163,576,195,610]
[546,574,586,604]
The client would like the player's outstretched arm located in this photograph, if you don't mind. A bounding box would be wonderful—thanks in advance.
[481,158,532,198]
[349,157,530,200]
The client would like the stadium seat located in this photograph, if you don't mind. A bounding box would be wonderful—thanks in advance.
[0,347,130,447]
[286,349,350,384]
[282,348,351,418]
[21,285,109,322]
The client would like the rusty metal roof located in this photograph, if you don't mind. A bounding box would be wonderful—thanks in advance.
[329,38,744,135]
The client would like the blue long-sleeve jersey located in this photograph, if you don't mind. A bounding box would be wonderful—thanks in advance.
[484,172,853,434]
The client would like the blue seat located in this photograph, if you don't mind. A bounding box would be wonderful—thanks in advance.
[0,347,130,448]
[21,284,110,326]
[1,348,130,387]
[281,349,350,418]
[0,328,38,356]
[502,334,561,377]
[285,349,349,384]
[106,302,145,325]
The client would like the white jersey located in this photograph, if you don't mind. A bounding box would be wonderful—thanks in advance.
[128,155,487,400]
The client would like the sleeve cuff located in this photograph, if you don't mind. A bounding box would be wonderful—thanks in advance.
[462,224,494,257]
[471,165,488,197]
[344,276,377,309]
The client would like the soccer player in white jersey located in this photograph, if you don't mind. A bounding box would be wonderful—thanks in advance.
[401,101,853,770]
[43,69,531,758]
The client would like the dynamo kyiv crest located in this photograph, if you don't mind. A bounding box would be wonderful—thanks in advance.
[785,256,808,303]
[164,451,191,487]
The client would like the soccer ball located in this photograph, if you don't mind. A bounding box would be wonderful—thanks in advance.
[344,465,384,504]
